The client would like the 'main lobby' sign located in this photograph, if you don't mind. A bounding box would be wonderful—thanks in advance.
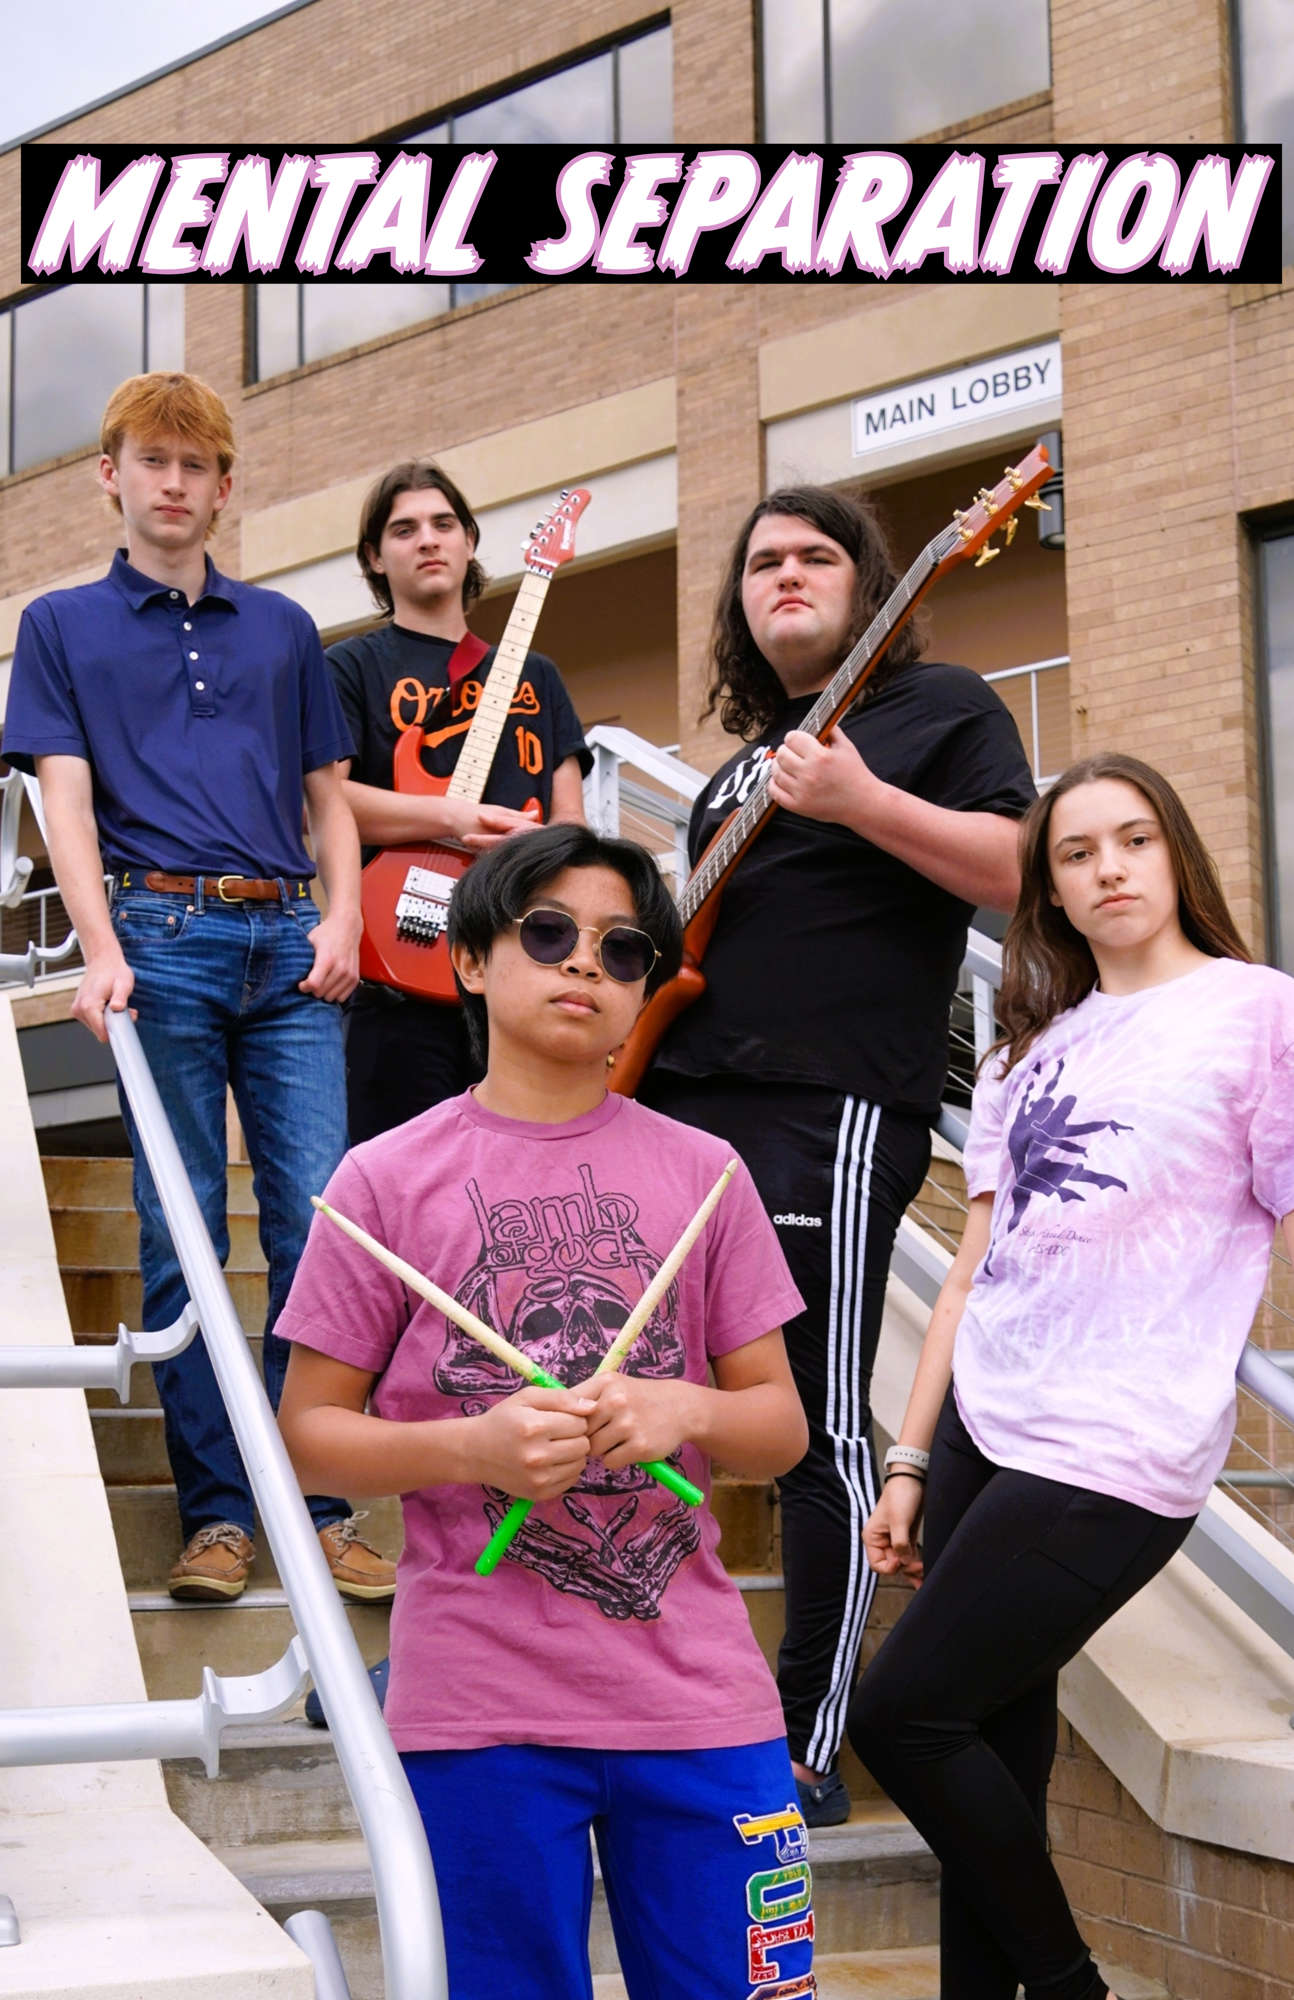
[852,341,1061,460]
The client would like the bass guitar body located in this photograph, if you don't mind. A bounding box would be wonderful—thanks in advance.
[358,724,540,1002]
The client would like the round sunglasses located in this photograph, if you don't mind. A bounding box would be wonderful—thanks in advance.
[513,908,660,985]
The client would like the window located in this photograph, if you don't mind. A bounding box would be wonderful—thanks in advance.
[252,22,672,380]
[1,284,183,478]
[1234,0,1293,270]
[761,0,1049,144]
[1259,527,1294,969]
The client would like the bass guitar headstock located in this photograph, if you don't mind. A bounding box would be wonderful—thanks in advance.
[932,443,1053,579]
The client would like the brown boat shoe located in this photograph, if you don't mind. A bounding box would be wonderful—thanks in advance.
[169,1522,256,1602]
[318,1513,397,1602]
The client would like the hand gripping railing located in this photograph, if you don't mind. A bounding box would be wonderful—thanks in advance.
[103,1009,446,1999]
[0,1006,445,1997]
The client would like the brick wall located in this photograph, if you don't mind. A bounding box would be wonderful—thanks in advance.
[1049,1721,1294,1999]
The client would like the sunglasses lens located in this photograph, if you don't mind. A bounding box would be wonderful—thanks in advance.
[600,927,655,983]
[519,910,578,964]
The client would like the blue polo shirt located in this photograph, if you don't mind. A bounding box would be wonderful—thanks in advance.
[4,550,353,878]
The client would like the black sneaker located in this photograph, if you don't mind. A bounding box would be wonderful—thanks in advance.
[795,1770,850,1827]
[304,1654,389,1728]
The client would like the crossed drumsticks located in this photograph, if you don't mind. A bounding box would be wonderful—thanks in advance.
[310,1159,736,1576]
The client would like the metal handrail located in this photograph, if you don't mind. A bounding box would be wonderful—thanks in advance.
[103,1009,446,1999]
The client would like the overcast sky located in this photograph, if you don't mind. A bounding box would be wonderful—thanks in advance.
[3,2,301,148]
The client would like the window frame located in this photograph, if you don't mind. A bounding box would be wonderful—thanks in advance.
[757,0,1052,145]
[1254,516,1294,971]
[249,16,673,384]
[0,281,175,481]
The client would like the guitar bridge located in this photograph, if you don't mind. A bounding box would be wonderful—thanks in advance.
[394,865,455,946]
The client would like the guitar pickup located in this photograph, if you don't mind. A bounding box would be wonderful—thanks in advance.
[394,865,456,945]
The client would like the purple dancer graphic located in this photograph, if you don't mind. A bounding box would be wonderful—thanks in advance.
[985,1058,1133,1272]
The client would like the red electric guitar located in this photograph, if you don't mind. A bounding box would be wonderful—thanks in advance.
[358,486,592,1000]
[610,445,1054,1095]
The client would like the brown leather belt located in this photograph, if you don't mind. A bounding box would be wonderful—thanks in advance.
[134,870,310,902]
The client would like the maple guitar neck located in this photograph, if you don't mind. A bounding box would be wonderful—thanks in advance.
[445,569,552,805]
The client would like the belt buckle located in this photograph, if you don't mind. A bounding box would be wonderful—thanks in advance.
[215,875,245,902]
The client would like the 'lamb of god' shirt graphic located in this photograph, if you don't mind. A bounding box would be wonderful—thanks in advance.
[435,1165,701,1620]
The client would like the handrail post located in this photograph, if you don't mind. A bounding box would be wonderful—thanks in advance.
[105,1010,446,2000]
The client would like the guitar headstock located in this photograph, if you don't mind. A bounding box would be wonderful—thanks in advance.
[523,487,592,579]
[932,444,1053,579]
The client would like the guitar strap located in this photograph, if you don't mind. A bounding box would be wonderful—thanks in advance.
[448,630,490,691]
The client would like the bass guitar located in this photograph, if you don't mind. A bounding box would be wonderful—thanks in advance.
[610,446,1052,1094]
[358,486,591,1000]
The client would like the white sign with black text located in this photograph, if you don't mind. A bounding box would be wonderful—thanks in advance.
[851,340,1062,461]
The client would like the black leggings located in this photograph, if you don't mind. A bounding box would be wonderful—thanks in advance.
[848,1390,1193,2000]
[645,1075,931,1768]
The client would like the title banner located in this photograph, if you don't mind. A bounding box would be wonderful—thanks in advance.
[21,143,1282,284]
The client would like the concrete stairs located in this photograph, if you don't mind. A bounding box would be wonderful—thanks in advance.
[40,1152,1160,2000]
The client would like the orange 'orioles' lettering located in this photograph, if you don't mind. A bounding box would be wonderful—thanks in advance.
[388,675,541,733]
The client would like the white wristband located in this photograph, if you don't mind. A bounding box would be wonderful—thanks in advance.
[883,1443,930,1473]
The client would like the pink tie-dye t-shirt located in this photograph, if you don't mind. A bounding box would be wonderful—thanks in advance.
[957,958,1294,1516]
[278,1090,804,1753]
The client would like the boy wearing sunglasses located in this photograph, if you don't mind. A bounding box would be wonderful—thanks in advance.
[277,822,813,2000]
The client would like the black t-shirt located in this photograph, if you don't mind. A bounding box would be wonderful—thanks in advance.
[326,624,590,853]
[653,662,1036,1119]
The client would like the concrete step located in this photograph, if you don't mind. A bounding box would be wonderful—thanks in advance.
[215,1806,940,2000]
[132,1592,392,1701]
[42,1154,257,1211]
[63,1267,267,1337]
[151,1576,875,1840]
[52,1204,268,1271]
[595,1946,942,1998]
[92,1405,172,1480]
[712,1471,779,1570]
[111,1486,404,1589]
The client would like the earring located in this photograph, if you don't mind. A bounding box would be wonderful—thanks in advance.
[606,1051,617,1070]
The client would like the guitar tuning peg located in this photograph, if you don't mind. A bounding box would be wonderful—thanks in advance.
[1005,467,1023,490]
[559,488,569,499]
[975,486,997,508]
[974,541,1001,567]
[1004,516,1018,547]
[1024,495,1051,512]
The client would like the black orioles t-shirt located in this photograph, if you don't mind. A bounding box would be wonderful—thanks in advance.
[327,623,590,857]
[653,663,1036,1119]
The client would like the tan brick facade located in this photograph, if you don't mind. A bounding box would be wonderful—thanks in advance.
[1050,1720,1294,2000]
[1,7,1292,1986]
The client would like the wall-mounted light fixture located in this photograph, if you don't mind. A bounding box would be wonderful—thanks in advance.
[1037,429,1065,551]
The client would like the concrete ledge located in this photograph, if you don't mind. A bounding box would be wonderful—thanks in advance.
[875,1244,1294,1866]
[0,1807,310,1997]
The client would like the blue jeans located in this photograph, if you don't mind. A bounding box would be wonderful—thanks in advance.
[401,1737,813,2000]
[111,882,349,1541]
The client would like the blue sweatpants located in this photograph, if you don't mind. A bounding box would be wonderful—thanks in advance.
[401,1737,817,1999]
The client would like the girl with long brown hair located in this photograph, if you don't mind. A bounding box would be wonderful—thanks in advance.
[848,754,1294,2000]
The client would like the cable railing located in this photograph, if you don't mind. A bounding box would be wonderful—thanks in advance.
[982,654,1068,789]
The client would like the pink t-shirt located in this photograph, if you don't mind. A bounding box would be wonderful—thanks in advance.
[278,1090,804,1752]
[958,958,1294,1516]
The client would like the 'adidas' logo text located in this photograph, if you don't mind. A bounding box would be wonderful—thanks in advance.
[773,1212,822,1228]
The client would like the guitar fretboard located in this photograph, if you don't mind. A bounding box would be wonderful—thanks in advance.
[677,520,962,926]
[446,569,554,804]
